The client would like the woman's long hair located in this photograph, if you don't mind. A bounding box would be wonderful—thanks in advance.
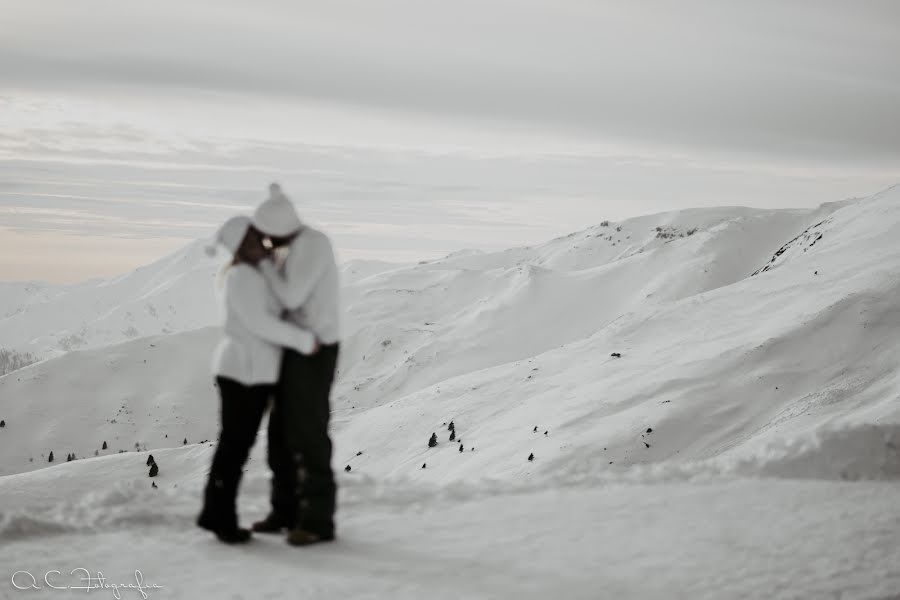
[217,230,264,286]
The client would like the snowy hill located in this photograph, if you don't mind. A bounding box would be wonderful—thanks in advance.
[1,191,896,479]
[0,243,402,361]
[1,188,899,597]
[0,241,220,360]
[0,203,835,363]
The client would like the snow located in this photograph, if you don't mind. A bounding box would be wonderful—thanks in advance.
[1,448,898,599]
[0,245,403,361]
[1,186,900,598]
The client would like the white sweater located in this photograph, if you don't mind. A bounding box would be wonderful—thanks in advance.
[211,264,316,386]
[259,226,341,344]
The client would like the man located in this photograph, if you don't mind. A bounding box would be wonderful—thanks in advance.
[250,183,341,546]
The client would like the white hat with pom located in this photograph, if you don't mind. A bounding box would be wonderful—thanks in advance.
[252,182,303,238]
[204,215,252,257]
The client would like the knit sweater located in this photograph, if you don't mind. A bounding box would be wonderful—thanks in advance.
[212,264,316,385]
[258,226,341,345]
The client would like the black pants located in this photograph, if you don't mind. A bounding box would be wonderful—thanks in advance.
[267,344,339,535]
[199,377,270,529]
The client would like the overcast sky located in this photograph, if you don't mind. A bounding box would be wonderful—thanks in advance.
[1,0,899,282]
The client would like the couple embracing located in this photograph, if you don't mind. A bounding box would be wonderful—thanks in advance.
[197,183,340,546]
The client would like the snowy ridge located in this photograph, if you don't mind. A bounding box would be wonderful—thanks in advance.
[0,241,221,359]
[0,246,404,362]
[2,189,899,482]
[0,200,851,476]
[1,203,819,361]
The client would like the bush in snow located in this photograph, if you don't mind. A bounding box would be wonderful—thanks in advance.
[149,463,159,477]
[528,453,535,462]
[0,419,5,428]
[449,430,456,442]
[48,451,54,463]
[146,454,156,467]
[428,433,438,448]
[0,348,38,376]
[102,441,107,450]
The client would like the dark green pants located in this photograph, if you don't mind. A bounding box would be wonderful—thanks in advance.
[267,344,339,535]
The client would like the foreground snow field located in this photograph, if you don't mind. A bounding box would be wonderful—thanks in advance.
[2,186,900,598]
[2,444,898,600]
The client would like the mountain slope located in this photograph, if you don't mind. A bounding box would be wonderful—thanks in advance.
[1,190,897,479]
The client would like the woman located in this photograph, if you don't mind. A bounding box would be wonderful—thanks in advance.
[197,215,318,544]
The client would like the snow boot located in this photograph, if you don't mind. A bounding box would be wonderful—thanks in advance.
[196,512,252,544]
[251,513,292,534]
[286,526,335,547]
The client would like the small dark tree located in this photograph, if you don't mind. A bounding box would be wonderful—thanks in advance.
[344,465,352,472]
[151,481,158,489]
[458,444,464,453]
[149,463,159,477]
[449,430,456,442]
[528,453,535,462]
[422,463,426,469]
[447,421,455,432]
[48,451,54,462]
[0,419,5,427]
[183,438,188,445]
[533,426,538,433]
[428,433,438,448]
[67,453,73,462]
[146,454,155,467]
[102,441,107,450]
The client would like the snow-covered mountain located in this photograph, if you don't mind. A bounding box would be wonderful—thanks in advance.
[0,243,401,361]
[1,187,899,598]
[1,190,896,479]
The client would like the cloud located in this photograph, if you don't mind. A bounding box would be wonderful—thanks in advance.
[1,0,898,161]
[2,0,899,282]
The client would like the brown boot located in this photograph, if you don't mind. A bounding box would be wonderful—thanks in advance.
[286,527,335,546]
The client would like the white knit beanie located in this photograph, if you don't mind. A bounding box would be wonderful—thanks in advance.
[204,215,252,257]
[252,183,303,237]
